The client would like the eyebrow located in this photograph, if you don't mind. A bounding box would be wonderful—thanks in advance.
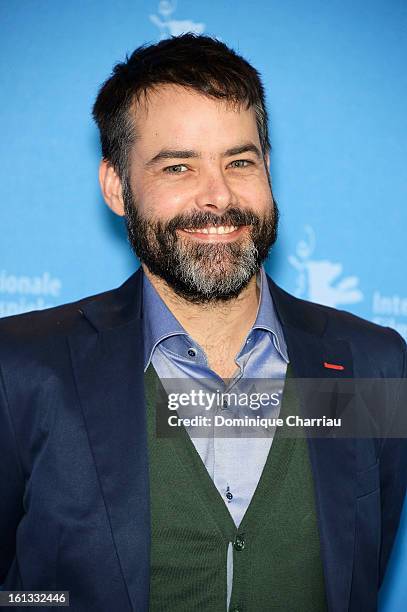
[223,143,262,158]
[146,149,199,166]
[146,142,262,167]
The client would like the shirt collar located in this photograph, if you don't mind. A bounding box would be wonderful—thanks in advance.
[252,266,289,363]
[142,270,188,372]
[142,265,289,371]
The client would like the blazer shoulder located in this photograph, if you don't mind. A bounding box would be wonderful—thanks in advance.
[0,286,119,343]
[326,304,406,376]
[268,278,406,375]
[317,299,404,350]
[0,269,142,357]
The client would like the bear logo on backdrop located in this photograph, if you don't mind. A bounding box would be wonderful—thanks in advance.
[149,0,205,39]
[288,226,406,341]
[288,225,364,308]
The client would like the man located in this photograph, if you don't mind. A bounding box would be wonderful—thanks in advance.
[0,34,406,612]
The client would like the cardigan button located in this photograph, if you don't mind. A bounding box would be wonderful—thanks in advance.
[233,535,245,551]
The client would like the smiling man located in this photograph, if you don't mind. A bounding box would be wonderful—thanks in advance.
[98,79,278,378]
[0,34,406,612]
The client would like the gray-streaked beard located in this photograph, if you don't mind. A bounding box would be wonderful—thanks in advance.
[123,182,279,304]
[170,235,259,300]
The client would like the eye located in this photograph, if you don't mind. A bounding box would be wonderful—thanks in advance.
[229,159,253,169]
[163,164,188,174]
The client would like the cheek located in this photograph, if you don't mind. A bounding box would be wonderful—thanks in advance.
[238,177,273,210]
[134,178,192,218]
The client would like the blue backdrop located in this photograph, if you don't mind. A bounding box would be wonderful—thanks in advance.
[1,1,406,608]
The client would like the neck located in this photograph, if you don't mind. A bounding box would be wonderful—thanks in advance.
[142,264,260,361]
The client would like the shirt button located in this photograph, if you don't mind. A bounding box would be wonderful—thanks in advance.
[187,348,196,357]
[222,398,228,409]
[226,492,233,500]
[233,535,245,551]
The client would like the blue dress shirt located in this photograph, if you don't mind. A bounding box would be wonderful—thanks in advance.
[142,265,289,526]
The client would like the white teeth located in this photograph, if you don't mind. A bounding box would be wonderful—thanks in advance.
[183,225,238,235]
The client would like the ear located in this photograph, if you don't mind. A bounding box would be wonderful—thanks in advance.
[98,159,125,217]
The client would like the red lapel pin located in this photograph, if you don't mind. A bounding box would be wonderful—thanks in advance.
[323,362,345,371]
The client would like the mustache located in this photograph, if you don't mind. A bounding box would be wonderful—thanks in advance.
[163,208,263,233]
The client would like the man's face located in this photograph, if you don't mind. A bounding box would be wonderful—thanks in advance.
[123,84,278,303]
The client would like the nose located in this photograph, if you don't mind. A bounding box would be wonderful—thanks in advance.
[194,164,237,212]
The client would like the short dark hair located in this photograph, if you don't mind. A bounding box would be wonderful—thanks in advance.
[92,34,270,180]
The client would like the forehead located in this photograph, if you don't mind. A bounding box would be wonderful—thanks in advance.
[130,84,260,153]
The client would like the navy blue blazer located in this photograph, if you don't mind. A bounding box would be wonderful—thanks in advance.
[0,269,406,612]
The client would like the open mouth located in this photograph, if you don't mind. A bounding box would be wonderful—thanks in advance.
[178,225,246,240]
[182,225,238,235]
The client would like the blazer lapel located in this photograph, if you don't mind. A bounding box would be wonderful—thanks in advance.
[68,269,150,612]
[268,277,357,612]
